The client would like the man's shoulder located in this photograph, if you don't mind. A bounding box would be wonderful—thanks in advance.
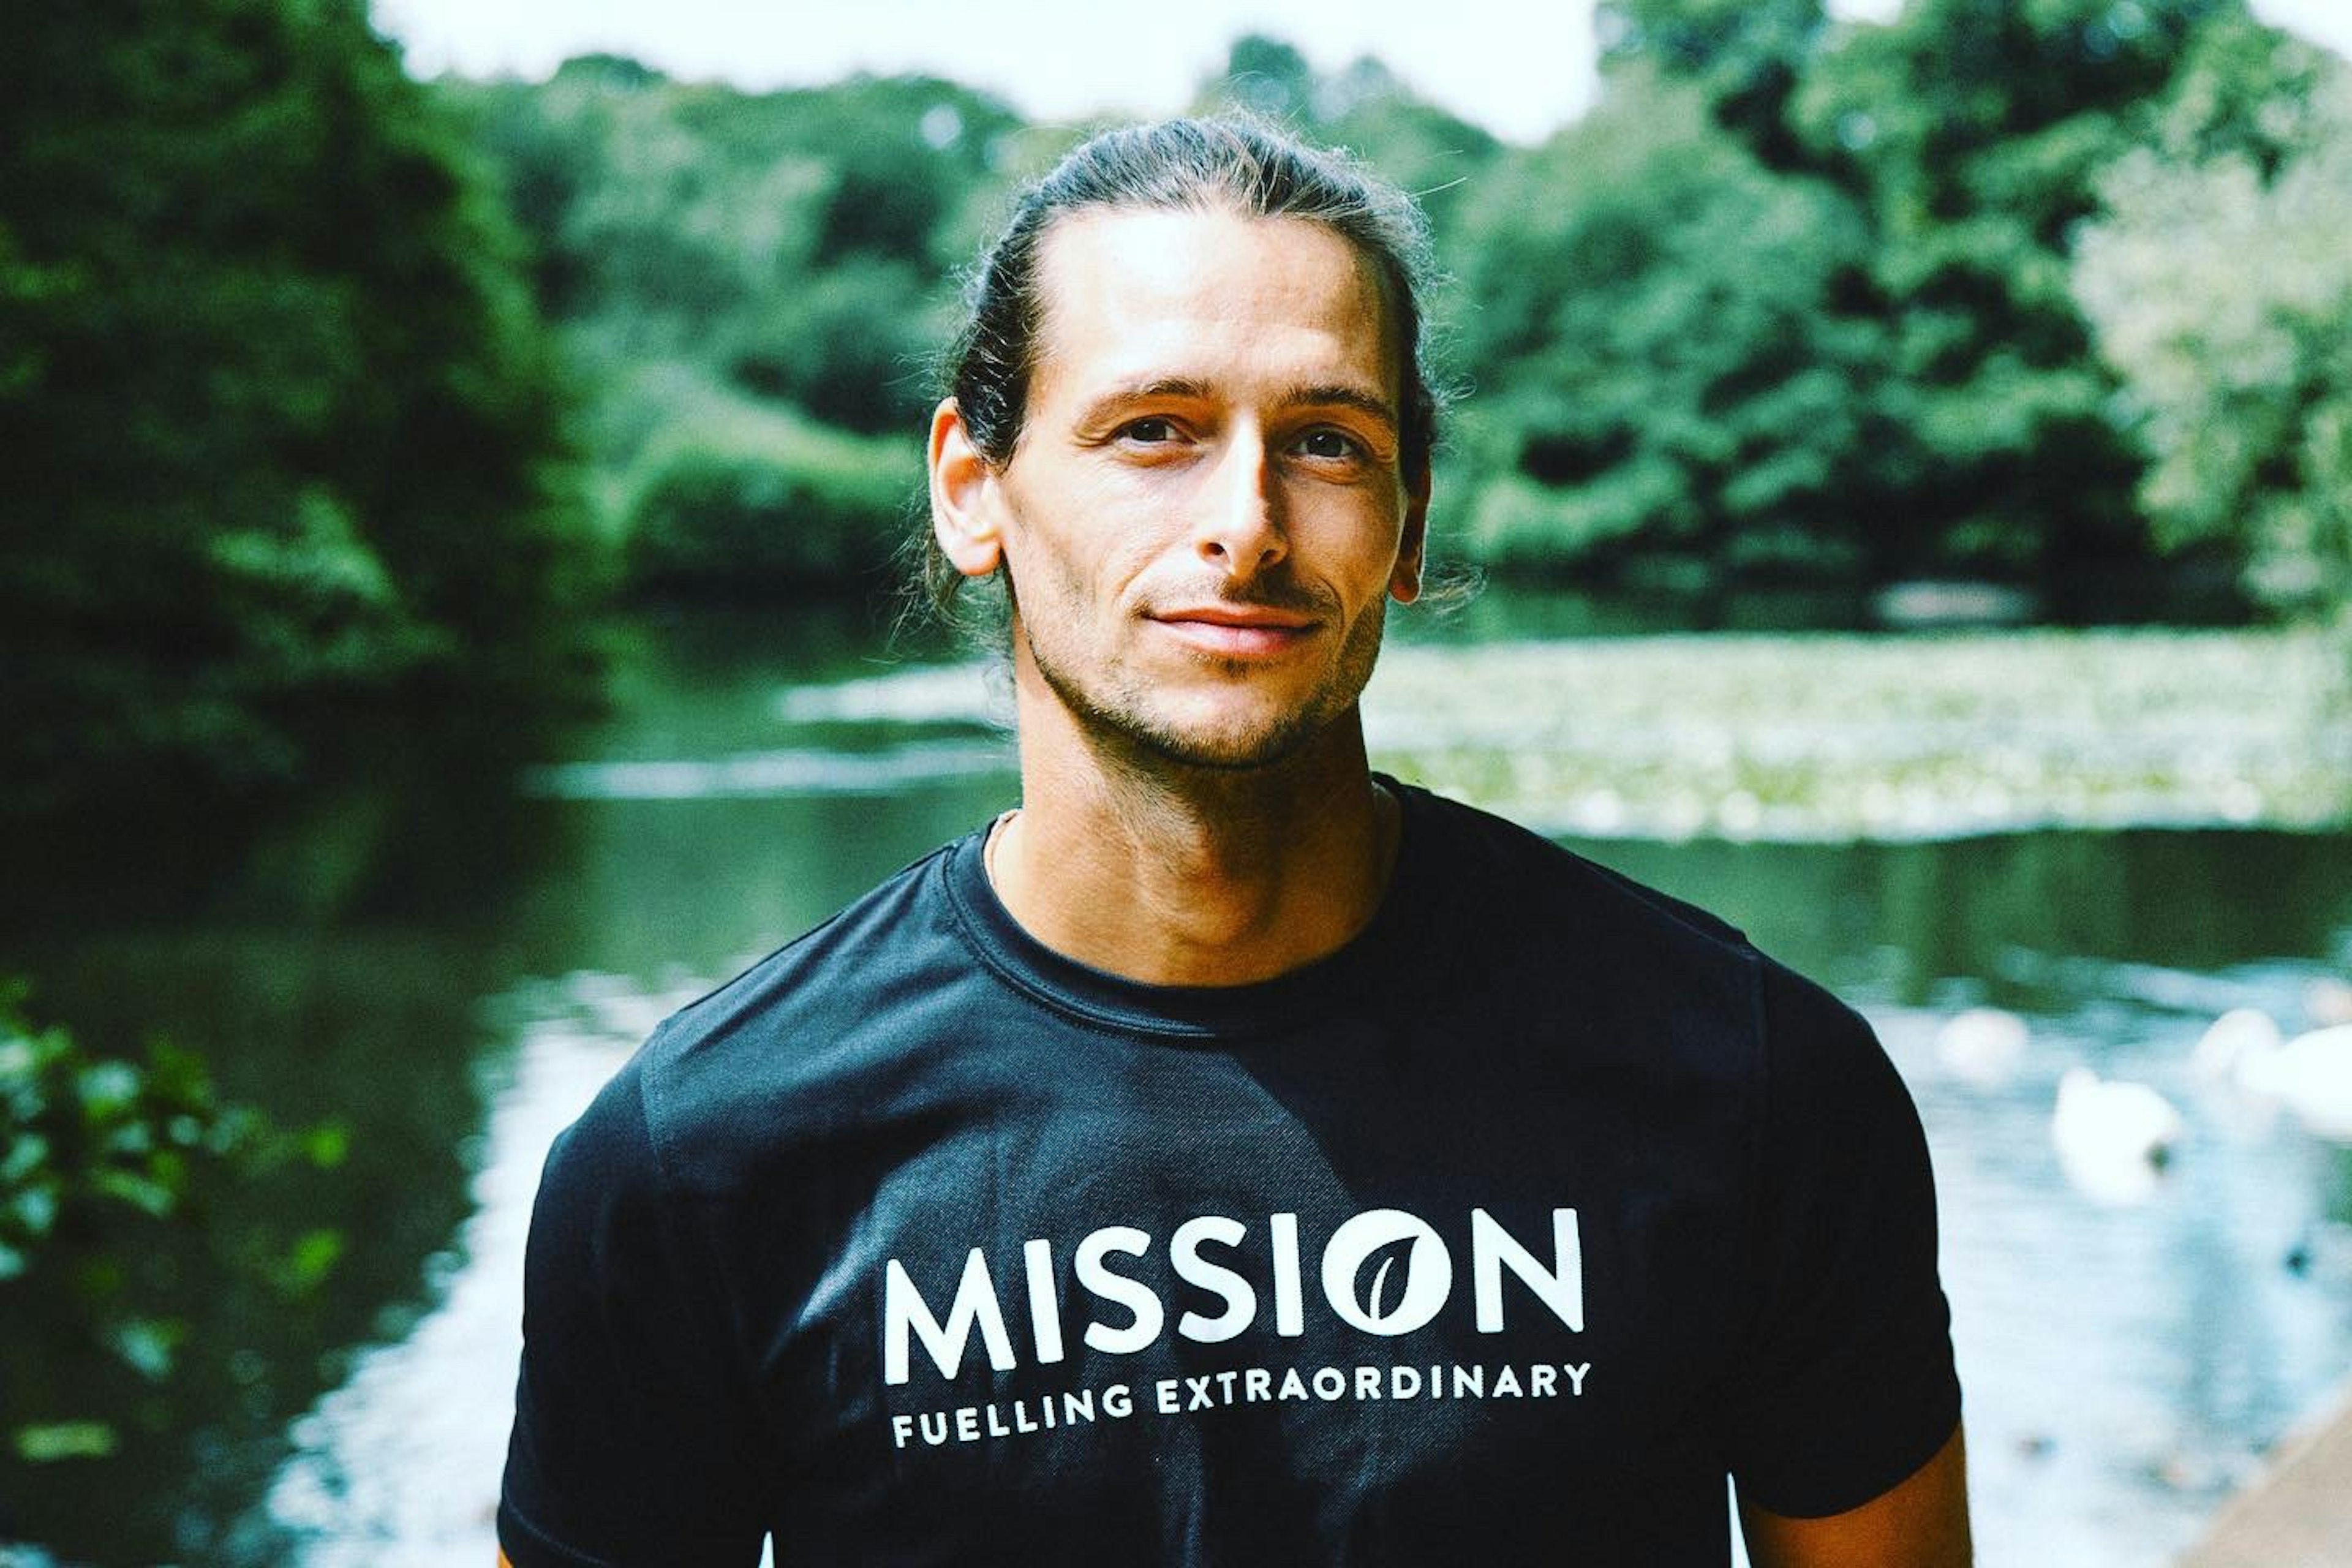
[1400,782,1754,962]
[1403,785,1898,1122]
[608,832,986,1175]
[655,836,970,1055]
[1398,783,1871,1079]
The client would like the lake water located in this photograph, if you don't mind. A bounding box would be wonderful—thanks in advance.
[6,603,2351,1567]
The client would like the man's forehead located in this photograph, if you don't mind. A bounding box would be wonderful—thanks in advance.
[1024,206,1401,404]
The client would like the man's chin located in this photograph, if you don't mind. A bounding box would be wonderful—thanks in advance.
[1028,646,1360,774]
[1117,704,1350,774]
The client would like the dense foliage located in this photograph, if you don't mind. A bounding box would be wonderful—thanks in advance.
[0,0,589,815]
[8,1,2350,814]
[0,982,343,1491]
[1444,69,1888,590]
[1569,0,2312,610]
[2073,17,2352,620]
[1785,0,2228,606]
[437,59,1023,598]
[431,5,2352,625]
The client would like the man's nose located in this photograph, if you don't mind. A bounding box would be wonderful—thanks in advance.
[1192,428,1287,578]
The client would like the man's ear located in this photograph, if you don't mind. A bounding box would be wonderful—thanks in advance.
[1390,464,1431,604]
[929,399,1005,578]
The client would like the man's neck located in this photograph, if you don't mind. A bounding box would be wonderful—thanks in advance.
[990,709,1400,989]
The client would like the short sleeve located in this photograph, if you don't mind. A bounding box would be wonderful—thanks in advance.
[499,1058,769,1567]
[1720,962,1962,1518]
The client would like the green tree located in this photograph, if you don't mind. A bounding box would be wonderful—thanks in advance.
[620,393,924,595]
[0,0,587,814]
[1217,34,1318,121]
[1597,0,1831,167]
[440,64,1022,587]
[2073,28,2352,618]
[726,260,949,435]
[1446,72,1888,589]
[1785,0,2242,604]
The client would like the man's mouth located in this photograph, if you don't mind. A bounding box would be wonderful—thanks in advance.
[1147,603,1320,657]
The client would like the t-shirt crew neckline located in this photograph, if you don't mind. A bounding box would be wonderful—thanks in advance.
[941,775,1431,1043]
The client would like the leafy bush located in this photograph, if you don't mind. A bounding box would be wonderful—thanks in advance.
[0,984,344,1472]
[725,260,948,435]
[621,404,922,594]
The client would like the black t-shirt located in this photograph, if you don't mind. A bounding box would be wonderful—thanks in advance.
[500,783,1960,1566]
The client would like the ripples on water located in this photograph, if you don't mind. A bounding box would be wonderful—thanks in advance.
[262,972,756,1567]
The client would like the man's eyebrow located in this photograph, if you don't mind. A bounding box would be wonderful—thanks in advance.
[1072,378,1399,433]
[1072,377,1214,429]
[1279,383,1398,430]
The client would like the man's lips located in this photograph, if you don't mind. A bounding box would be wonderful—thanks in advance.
[1155,605,1317,630]
[1147,604,1320,655]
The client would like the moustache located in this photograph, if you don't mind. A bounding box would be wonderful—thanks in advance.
[1140,579,1338,619]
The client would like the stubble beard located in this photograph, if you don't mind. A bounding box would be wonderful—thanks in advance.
[1020,592,1391,775]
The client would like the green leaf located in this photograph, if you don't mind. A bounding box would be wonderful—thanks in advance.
[1,1129,48,1184]
[89,1167,177,1219]
[0,1036,37,1084]
[8,1183,58,1239]
[13,1421,119,1463]
[143,1040,214,1109]
[302,1119,352,1169]
[277,1227,346,1295]
[75,1060,141,1121]
[101,1118,156,1156]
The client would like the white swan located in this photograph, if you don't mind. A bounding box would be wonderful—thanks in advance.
[2238,1024,2352,1143]
[2191,1007,2283,1083]
[2190,1009,2352,1143]
[2053,1067,2184,1206]
[1936,1006,2029,1087]
[2305,976,2352,1028]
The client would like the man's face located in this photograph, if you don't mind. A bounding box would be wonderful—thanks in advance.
[959,207,1427,772]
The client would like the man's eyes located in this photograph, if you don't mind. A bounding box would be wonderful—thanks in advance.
[1291,428,1364,462]
[1119,417,1180,444]
[1107,419,1366,461]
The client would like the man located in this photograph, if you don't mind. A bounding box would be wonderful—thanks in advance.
[499,117,1969,1566]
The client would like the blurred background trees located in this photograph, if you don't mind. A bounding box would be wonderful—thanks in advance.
[6,0,2351,818]
[1442,67,1888,593]
[2073,17,2352,621]
[437,60,1017,599]
[0,0,590,815]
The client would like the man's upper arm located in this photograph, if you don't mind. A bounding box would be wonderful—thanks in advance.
[1741,1422,1972,1568]
[498,1061,767,1567]
[1721,963,1966,1521]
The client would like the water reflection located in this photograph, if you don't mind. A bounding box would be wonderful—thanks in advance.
[266,982,655,1566]
[0,764,568,1564]
[3,605,2348,1567]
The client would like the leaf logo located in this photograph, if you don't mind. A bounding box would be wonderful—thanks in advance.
[1319,1208,1453,1336]
[1358,1236,1419,1323]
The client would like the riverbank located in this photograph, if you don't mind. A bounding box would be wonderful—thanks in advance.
[2177,1379,2352,1567]
[772,627,2352,845]
[1365,627,2352,840]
